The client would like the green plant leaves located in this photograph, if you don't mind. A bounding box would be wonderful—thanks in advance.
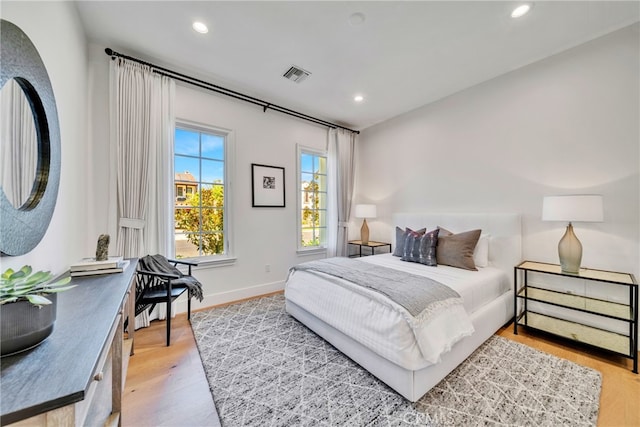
[25,295,52,306]
[1,266,75,307]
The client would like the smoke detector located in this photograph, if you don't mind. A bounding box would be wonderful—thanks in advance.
[283,65,311,83]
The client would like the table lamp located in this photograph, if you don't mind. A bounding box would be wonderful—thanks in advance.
[542,195,603,274]
[355,204,376,245]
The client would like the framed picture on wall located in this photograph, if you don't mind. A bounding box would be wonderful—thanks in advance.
[251,163,285,207]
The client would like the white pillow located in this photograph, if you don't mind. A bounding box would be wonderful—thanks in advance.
[473,234,490,268]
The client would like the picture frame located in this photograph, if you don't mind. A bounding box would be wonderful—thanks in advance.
[251,163,285,207]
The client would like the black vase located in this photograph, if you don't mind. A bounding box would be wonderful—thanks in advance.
[1,293,56,356]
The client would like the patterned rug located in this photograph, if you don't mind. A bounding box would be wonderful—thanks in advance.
[191,294,601,426]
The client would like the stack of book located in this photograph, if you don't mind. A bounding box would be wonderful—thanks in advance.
[70,256,130,277]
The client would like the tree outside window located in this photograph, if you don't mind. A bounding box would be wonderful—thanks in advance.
[174,127,226,258]
[299,150,327,248]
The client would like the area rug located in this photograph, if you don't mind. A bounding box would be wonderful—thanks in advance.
[191,294,601,426]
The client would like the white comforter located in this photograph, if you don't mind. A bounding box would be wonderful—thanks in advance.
[285,254,510,370]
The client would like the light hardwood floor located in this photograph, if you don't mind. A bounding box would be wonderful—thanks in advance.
[123,315,220,426]
[124,308,640,426]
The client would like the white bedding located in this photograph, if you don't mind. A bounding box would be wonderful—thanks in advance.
[285,253,510,370]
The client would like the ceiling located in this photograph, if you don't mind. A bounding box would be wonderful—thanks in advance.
[75,1,639,131]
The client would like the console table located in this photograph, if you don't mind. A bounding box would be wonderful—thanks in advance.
[1,259,137,426]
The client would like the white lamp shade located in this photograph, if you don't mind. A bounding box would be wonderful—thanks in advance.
[542,195,603,222]
[355,204,377,219]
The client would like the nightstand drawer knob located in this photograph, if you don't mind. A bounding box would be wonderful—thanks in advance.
[94,372,104,382]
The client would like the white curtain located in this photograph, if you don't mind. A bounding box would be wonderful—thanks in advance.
[109,58,175,328]
[327,128,356,257]
[0,79,38,207]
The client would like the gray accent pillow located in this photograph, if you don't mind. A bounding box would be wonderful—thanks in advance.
[436,228,482,271]
[401,228,439,266]
[393,226,426,257]
[418,228,439,266]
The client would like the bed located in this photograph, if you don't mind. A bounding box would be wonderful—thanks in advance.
[284,213,522,402]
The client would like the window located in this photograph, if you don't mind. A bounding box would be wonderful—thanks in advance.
[174,125,229,259]
[298,146,327,250]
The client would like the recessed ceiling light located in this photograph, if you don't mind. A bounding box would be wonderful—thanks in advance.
[348,12,366,27]
[354,95,364,103]
[511,4,531,18]
[192,21,209,34]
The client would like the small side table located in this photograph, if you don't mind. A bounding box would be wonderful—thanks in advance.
[348,240,392,257]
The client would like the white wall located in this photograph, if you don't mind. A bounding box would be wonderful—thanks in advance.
[1,2,89,274]
[86,44,114,253]
[174,84,328,307]
[355,24,639,278]
[5,3,635,313]
[86,48,329,309]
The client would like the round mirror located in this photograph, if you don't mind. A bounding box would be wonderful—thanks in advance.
[1,78,40,209]
[0,20,60,256]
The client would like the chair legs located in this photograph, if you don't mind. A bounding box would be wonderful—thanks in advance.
[166,297,171,347]
[165,296,192,346]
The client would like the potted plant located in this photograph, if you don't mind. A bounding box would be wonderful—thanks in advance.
[1,266,75,356]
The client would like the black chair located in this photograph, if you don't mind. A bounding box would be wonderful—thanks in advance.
[135,256,200,346]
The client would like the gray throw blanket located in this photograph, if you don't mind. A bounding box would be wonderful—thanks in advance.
[290,257,461,323]
[139,255,203,302]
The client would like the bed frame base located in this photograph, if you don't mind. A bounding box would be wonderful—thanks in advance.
[286,291,513,402]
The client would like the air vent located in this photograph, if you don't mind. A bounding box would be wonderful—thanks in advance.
[283,65,311,83]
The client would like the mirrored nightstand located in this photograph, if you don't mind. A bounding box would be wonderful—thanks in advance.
[514,260,638,373]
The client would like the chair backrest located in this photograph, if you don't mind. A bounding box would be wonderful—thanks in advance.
[134,272,155,316]
[135,261,176,316]
[135,255,202,316]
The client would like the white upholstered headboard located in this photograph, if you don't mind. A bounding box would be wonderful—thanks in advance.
[392,213,522,288]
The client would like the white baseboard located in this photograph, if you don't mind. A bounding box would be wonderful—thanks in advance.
[175,280,285,314]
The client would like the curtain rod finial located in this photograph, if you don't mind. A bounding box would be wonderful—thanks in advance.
[105,48,114,56]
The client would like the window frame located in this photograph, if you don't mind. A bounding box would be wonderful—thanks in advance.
[173,120,235,266]
[296,144,328,254]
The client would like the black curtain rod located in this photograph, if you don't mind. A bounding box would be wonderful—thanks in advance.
[104,48,359,134]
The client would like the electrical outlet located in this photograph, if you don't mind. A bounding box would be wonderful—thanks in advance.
[265,264,271,272]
